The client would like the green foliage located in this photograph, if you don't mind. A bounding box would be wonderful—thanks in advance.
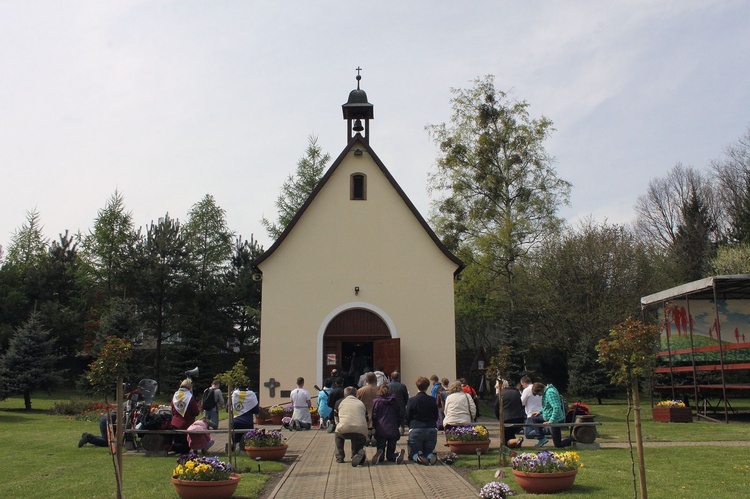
[5,208,49,272]
[710,242,750,274]
[0,312,64,409]
[226,236,263,349]
[596,318,660,387]
[80,190,138,301]
[216,358,250,389]
[85,336,132,397]
[183,194,235,288]
[262,134,330,240]
[428,75,570,373]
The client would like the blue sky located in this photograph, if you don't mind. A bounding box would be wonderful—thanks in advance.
[1,1,749,252]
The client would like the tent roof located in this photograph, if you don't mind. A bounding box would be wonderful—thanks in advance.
[640,274,750,307]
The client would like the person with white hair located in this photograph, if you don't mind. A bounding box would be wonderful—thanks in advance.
[493,378,525,448]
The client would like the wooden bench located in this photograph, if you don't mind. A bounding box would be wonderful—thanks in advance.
[503,421,602,444]
[123,428,249,456]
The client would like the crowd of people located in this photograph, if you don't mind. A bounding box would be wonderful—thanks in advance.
[77,370,574,465]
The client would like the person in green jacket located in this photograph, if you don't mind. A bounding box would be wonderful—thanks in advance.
[532,382,573,448]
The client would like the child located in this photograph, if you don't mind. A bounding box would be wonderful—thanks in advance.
[187,418,214,455]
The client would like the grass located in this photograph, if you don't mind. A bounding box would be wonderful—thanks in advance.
[0,392,278,498]
[465,397,750,496]
[3,393,750,497]
[459,447,750,497]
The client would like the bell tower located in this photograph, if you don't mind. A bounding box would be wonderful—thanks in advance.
[341,67,374,144]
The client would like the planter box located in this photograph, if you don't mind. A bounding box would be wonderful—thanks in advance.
[446,439,491,455]
[652,407,692,423]
[512,469,577,494]
[245,444,288,461]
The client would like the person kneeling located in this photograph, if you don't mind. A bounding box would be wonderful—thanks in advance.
[334,386,368,467]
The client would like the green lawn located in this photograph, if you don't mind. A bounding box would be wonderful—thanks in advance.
[3,393,750,498]
[0,392,277,498]
[467,397,750,497]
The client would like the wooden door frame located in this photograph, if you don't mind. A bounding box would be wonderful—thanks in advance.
[316,302,399,386]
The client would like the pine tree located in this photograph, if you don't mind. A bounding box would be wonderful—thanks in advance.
[261,135,330,240]
[0,312,64,410]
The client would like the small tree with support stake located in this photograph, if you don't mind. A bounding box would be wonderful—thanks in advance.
[487,345,511,466]
[596,317,660,499]
[216,359,251,469]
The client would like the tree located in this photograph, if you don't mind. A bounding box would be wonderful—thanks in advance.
[671,186,718,281]
[712,126,750,244]
[130,214,193,384]
[226,235,263,350]
[4,209,49,272]
[261,134,330,240]
[0,312,64,410]
[597,318,660,499]
[183,194,234,290]
[532,219,663,391]
[36,231,86,358]
[81,190,138,301]
[635,164,721,251]
[710,243,750,274]
[427,75,570,364]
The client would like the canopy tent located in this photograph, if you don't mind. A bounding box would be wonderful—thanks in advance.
[641,274,750,423]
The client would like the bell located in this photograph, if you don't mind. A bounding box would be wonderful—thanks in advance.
[353,119,364,132]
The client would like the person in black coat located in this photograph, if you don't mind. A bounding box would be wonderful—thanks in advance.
[494,378,526,448]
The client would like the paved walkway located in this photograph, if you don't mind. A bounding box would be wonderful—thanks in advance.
[263,427,479,499]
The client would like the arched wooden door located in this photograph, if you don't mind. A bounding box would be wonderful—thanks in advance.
[323,308,400,384]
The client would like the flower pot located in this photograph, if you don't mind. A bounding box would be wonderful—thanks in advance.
[244,444,288,461]
[652,407,692,423]
[269,414,284,425]
[512,469,578,494]
[255,415,268,425]
[446,439,491,454]
[311,414,320,426]
[171,473,241,499]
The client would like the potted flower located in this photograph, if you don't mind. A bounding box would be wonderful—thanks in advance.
[171,452,241,499]
[652,400,692,423]
[479,481,515,498]
[255,406,269,425]
[310,406,320,426]
[511,450,582,494]
[268,405,285,424]
[243,428,288,461]
[444,425,491,454]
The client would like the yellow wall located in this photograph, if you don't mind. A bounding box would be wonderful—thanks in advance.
[256,145,458,405]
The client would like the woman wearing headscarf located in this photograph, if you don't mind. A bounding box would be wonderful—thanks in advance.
[170,379,200,453]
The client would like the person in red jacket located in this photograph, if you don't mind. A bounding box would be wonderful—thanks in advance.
[460,378,480,420]
[170,379,200,453]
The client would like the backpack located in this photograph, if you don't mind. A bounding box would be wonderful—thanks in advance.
[202,387,217,411]
[565,401,590,423]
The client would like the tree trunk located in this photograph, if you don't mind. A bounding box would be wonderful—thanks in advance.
[632,379,648,499]
[24,390,32,410]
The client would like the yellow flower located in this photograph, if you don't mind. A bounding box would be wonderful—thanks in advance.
[185,461,196,470]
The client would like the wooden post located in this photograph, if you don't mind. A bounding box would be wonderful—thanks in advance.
[632,379,648,499]
[227,381,234,467]
[115,377,124,499]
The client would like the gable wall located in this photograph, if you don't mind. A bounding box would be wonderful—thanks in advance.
[257,147,458,403]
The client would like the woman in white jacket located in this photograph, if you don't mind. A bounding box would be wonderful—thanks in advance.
[442,381,476,430]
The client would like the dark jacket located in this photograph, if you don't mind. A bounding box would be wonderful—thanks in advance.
[328,386,345,411]
[406,391,438,429]
[494,388,526,422]
[387,381,409,423]
[372,393,401,439]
